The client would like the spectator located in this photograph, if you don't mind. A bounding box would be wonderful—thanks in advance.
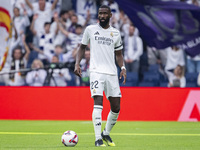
[9,24,22,58]
[67,14,80,33]
[165,46,185,77]
[13,6,30,36]
[0,22,23,86]
[26,59,47,86]
[8,35,30,86]
[168,65,186,87]
[31,14,57,64]
[121,19,139,39]
[11,0,33,17]
[118,10,129,39]
[68,9,90,29]
[186,54,200,73]
[51,10,70,46]
[31,44,76,70]
[147,47,167,66]
[25,0,59,34]
[64,24,82,50]
[147,46,167,74]
[59,24,83,66]
[46,55,72,86]
[102,0,120,20]
[74,0,98,24]
[124,25,143,72]
[47,0,63,14]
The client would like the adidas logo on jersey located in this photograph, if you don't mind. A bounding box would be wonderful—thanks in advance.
[94,31,100,35]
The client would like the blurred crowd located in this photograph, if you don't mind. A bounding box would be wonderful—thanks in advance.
[0,0,200,87]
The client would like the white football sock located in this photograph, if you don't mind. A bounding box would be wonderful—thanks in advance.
[92,105,103,141]
[103,111,119,135]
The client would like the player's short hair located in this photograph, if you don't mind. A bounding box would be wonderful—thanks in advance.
[99,5,111,12]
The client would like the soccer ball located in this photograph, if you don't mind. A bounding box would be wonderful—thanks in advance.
[61,130,78,147]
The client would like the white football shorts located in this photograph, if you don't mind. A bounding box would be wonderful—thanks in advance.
[90,72,122,99]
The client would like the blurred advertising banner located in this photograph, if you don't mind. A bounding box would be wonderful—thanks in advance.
[0,0,12,71]
[115,0,200,57]
[178,90,200,121]
[0,87,199,121]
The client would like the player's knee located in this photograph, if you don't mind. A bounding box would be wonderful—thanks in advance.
[94,96,103,106]
[112,105,120,113]
[94,100,103,106]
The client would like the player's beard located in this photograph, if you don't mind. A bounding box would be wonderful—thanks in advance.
[99,17,110,28]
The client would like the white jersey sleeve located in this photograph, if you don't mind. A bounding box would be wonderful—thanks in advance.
[114,32,123,51]
[81,27,90,45]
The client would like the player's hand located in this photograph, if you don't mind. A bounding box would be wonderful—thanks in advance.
[120,69,127,85]
[74,64,82,77]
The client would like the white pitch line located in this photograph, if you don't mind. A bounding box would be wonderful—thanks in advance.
[111,133,200,136]
[0,132,200,136]
[0,132,59,135]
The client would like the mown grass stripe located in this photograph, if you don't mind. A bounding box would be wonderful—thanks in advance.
[0,132,200,136]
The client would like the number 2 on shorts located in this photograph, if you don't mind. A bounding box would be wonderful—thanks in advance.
[91,80,98,89]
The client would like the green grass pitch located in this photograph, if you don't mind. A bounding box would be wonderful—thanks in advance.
[0,120,200,150]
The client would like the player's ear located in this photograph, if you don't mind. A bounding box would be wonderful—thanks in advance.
[110,12,112,18]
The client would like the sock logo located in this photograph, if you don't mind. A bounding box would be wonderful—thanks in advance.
[95,122,101,126]
[111,123,116,126]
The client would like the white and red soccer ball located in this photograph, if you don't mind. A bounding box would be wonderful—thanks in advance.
[61,130,78,147]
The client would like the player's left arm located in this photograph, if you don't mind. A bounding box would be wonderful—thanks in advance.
[115,50,127,84]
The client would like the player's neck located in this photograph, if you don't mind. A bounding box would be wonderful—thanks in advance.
[103,24,110,29]
[99,23,110,29]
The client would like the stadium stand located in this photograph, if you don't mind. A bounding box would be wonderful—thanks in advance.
[0,0,199,87]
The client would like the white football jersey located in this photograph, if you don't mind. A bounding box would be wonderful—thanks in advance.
[81,24,123,75]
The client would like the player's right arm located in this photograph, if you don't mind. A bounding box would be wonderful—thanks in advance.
[74,44,87,77]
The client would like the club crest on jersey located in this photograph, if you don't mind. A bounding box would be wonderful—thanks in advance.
[110,32,113,37]
[93,89,96,94]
